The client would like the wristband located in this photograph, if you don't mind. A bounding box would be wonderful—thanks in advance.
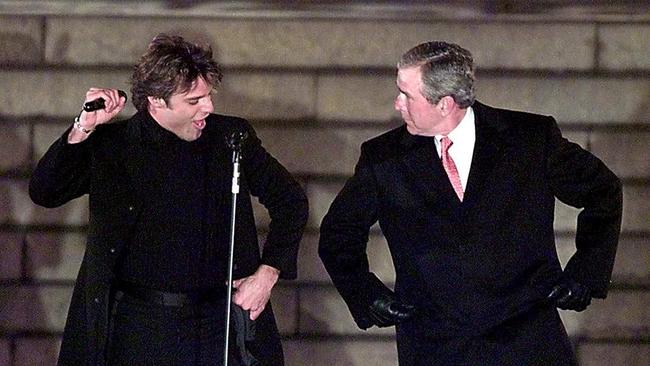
[73,115,95,134]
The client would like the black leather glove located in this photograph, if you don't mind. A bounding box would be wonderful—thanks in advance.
[367,292,416,327]
[547,278,592,312]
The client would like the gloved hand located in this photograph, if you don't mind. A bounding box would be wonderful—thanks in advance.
[367,292,416,327]
[547,278,592,312]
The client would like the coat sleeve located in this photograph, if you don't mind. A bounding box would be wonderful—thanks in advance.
[29,127,93,208]
[240,123,308,280]
[318,143,394,329]
[546,118,623,298]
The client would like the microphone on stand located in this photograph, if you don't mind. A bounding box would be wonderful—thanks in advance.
[226,130,248,193]
[227,131,249,153]
[224,128,251,366]
[83,90,128,112]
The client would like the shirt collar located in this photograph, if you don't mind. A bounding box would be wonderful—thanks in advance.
[436,106,475,146]
[140,111,206,147]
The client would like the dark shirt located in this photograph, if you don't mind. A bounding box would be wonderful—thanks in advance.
[116,114,227,292]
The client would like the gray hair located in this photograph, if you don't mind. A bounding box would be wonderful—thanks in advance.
[398,41,475,108]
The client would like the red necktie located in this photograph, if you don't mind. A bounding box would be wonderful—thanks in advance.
[440,136,464,201]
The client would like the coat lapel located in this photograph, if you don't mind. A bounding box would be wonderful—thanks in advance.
[398,102,511,215]
[122,113,146,202]
[204,122,231,203]
[462,102,509,211]
[399,131,461,214]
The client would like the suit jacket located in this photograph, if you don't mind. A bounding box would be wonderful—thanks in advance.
[30,111,309,366]
[318,101,622,362]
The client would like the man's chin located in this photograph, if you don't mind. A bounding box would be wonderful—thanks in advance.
[405,124,418,135]
[176,130,201,142]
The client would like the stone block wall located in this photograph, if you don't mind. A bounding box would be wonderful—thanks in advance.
[0,2,648,365]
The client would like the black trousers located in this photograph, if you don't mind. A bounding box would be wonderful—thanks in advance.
[106,291,242,366]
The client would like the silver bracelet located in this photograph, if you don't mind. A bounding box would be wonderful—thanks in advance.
[73,115,95,134]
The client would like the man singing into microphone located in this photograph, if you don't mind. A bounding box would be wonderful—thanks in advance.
[30,33,308,366]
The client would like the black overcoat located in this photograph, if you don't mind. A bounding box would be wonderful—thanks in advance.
[319,101,622,365]
[30,111,308,366]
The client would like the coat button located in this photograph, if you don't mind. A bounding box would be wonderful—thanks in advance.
[109,248,116,254]
[128,206,134,211]
[93,297,100,303]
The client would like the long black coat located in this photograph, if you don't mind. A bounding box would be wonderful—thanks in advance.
[30,111,308,366]
[319,101,622,365]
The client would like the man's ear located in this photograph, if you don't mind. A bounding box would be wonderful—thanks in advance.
[148,96,166,109]
[438,96,456,117]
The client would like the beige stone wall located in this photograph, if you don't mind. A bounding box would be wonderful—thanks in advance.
[0,2,648,365]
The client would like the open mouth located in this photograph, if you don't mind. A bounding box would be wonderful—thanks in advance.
[193,119,206,130]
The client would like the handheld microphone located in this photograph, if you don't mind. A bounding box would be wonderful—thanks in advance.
[83,90,128,112]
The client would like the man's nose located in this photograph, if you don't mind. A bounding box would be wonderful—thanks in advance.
[202,97,214,113]
[394,95,403,111]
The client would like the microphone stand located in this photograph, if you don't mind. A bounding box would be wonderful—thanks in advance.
[224,132,245,366]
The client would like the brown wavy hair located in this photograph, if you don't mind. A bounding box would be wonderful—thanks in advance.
[130,33,223,111]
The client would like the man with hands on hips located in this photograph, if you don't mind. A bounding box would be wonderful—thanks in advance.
[30,33,308,366]
[318,41,621,365]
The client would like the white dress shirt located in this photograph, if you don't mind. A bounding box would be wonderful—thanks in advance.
[434,107,476,192]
